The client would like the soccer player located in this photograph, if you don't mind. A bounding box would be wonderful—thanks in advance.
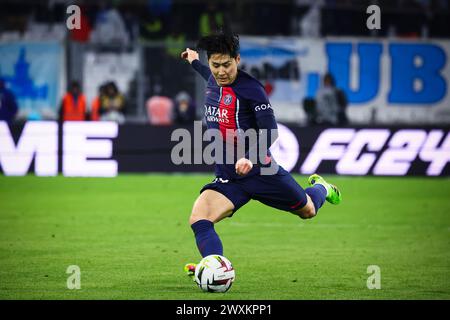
[181,32,342,279]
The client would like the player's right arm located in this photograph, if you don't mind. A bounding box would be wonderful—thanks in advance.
[181,48,211,81]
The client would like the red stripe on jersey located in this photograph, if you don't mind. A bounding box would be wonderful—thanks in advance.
[290,200,304,209]
[218,87,237,141]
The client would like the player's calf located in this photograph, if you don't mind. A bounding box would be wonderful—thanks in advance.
[188,190,235,258]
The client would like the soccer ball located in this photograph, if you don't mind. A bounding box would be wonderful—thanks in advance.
[194,255,235,293]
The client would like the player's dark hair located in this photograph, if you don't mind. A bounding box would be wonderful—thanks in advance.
[196,32,240,60]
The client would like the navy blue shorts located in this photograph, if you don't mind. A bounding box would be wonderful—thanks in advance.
[200,167,308,215]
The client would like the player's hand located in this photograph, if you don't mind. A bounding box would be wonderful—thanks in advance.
[181,48,199,64]
[235,158,253,176]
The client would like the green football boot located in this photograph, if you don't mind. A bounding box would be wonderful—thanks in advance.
[308,174,342,205]
[184,263,197,282]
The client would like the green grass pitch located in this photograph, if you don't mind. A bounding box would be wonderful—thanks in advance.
[0,174,449,300]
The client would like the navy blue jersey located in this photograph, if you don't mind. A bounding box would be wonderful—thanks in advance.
[192,60,278,180]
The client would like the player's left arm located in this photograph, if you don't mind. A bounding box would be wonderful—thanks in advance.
[249,93,279,163]
[235,85,278,176]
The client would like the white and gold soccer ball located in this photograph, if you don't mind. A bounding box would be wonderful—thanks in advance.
[194,255,235,293]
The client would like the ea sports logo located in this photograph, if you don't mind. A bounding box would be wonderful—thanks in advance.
[223,94,233,105]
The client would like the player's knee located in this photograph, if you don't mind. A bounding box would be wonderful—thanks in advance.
[189,197,212,225]
[295,203,316,219]
[189,211,207,225]
[299,209,316,219]
[189,190,235,225]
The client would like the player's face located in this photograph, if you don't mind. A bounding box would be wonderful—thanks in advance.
[208,53,240,86]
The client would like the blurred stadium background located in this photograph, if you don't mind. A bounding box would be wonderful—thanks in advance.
[0,0,449,300]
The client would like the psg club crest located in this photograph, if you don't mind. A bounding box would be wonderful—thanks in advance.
[223,94,233,105]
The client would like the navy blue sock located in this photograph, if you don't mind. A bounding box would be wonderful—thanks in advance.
[191,219,223,257]
[305,184,327,213]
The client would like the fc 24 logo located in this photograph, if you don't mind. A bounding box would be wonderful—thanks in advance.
[301,128,450,176]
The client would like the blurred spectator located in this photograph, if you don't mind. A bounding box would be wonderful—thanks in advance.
[336,88,348,126]
[174,91,196,125]
[121,5,139,44]
[146,95,173,125]
[165,29,186,59]
[140,13,165,40]
[199,3,225,37]
[302,97,318,126]
[90,83,106,121]
[0,78,19,124]
[90,1,129,46]
[59,81,87,121]
[140,0,172,40]
[315,73,348,126]
[100,81,126,124]
[300,3,322,37]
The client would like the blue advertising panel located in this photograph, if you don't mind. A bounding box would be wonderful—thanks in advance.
[0,42,63,117]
